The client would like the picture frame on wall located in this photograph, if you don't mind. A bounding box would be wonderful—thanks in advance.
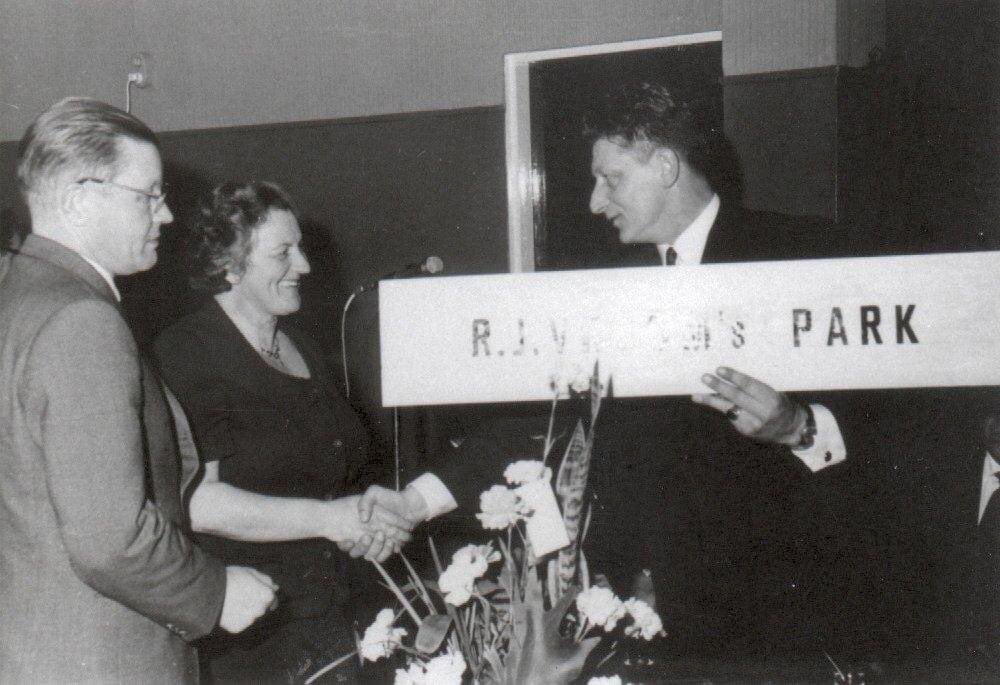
[504,31,722,273]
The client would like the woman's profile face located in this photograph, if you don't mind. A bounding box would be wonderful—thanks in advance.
[228,208,311,317]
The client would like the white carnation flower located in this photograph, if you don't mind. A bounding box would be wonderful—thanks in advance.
[422,649,467,682]
[623,598,663,640]
[503,459,553,486]
[394,661,424,685]
[438,562,475,606]
[476,484,525,529]
[358,608,406,662]
[394,649,467,685]
[438,544,500,606]
[451,543,501,572]
[576,586,626,631]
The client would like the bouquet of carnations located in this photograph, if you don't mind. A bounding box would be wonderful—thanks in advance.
[309,368,662,684]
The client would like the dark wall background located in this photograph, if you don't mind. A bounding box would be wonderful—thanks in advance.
[725,0,999,254]
[880,0,1000,253]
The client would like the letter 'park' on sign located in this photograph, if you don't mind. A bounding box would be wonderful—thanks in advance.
[378,252,1000,407]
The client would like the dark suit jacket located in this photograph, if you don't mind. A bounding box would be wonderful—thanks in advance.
[895,387,998,666]
[920,451,989,656]
[585,204,873,658]
[0,235,226,683]
[431,203,921,661]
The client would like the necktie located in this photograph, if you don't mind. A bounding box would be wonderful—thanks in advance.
[665,247,677,266]
[976,471,1000,644]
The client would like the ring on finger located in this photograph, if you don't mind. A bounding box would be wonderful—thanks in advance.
[725,406,741,422]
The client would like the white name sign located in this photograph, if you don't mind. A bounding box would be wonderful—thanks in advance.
[379,252,1000,407]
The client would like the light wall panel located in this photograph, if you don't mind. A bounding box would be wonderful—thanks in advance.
[0,0,720,141]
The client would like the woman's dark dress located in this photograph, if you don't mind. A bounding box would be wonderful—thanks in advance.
[154,300,379,683]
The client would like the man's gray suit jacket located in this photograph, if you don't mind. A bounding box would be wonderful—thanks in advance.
[0,234,226,683]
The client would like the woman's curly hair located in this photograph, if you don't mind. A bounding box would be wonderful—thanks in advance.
[187,181,300,294]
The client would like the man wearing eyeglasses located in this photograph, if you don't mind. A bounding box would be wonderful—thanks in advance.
[74,174,170,270]
[0,97,277,683]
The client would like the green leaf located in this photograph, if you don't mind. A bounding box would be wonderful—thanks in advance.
[481,647,505,682]
[475,579,505,597]
[510,573,600,684]
[414,614,453,654]
[554,419,593,598]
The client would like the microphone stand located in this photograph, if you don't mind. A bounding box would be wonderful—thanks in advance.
[340,289,360,401]
[340,286,402,491]
[342,259,441,491]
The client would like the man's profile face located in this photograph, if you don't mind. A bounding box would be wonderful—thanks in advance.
[589,137,670,245]
[84,137,173,275]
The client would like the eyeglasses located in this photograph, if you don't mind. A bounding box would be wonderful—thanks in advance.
[78,177,168,212]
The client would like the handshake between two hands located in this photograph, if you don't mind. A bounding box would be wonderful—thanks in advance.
[218,485,430,635]
[330,485,430,563]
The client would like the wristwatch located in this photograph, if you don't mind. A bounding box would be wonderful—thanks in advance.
[795,403,817,449]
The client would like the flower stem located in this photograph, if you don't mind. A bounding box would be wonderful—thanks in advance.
[303,649,357,685]
[428,536,445,575]
[399,551,437,615]
[448,603,473,668]
[543,393,559,466]
[372,560,422,625]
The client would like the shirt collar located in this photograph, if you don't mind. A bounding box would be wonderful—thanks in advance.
[987,450,1000,476]
[980,451,1000,523]
[656,194,720,266]
[79,255,121,301]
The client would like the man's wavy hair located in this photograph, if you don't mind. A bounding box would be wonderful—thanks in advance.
[582,81,741,200]
[16,97,159,198]
[187,181,300,295]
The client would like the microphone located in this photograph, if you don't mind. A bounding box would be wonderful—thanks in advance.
[354,256,444,293]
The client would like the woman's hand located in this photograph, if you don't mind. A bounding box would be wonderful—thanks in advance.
[323,495,413,562]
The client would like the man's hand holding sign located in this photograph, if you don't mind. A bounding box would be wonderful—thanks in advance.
[694,366,811,447]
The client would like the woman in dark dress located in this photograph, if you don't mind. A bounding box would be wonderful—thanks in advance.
[154,181,409,683]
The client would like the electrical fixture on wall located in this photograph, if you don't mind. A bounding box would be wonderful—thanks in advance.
[125,52,151,113]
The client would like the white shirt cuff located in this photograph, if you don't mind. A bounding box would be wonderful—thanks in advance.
[408,473,458,520]
[790,404,847,472]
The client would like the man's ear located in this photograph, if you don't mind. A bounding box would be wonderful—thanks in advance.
[654,147,681,188]
[60,180,91,226]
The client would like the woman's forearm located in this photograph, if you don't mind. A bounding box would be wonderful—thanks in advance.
[189,480,341,542]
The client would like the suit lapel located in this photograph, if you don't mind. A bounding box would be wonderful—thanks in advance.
[700,201,750,264]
